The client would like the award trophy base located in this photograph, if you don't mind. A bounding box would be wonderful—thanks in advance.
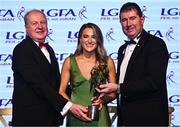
[87,105,99,121]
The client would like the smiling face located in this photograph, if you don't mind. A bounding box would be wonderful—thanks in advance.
[25,11,48,43]
[80,28,97,54]
[120,9,144,39]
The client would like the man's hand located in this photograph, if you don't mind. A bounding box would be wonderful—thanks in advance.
[70,103,91,121]
[96,83,118,94]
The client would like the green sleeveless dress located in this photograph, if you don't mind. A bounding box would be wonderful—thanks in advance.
[66,55,111,127]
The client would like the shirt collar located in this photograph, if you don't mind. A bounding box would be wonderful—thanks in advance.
[127,32,142,44]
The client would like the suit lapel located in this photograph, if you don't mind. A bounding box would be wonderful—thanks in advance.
[46,45,60,75]
[125,30,147,77]
[47,46,57,66]
[26,36,51,68]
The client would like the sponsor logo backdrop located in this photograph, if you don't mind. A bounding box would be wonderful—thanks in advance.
[0,0,180,126]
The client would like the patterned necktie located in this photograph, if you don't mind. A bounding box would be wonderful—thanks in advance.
[38,43,48,49]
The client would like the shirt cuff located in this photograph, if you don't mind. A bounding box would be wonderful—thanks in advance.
[60,101,72,116]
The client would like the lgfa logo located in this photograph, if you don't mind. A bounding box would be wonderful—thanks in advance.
[0,7,25,22]
[6,76,14,89]
[0,54,12,66]
[17,6,25,21]
[40,8,76,17]
[169,95,180,106]
[40,8,76,21]
[101,8,119,16]
[166,27,175,41]
[78,6,88,21]
[67,30,78,43]
[100,8,119,21]
[40,7,88,21]
[106,28,116,42]
[161,7,180,20]
[0,9,15,21]
[166,70,176,85]
[46,28,54,42]
[147,27,175,41]
[7,76,13,85]
[169,51,179,63]
[5,31,25,43]
[100,5,148,21]
[6,31,25,39]
[55,53,72,64]
[0,99,12,107]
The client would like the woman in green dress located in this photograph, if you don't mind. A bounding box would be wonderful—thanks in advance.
[59,23,116,126]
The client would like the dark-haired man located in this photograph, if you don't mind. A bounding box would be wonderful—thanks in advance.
[97,2,169,126]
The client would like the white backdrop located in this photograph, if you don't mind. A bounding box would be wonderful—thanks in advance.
[0,0,180,126]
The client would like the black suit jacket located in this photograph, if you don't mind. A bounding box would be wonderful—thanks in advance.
[12,36,68,126]
[116,30,169,126]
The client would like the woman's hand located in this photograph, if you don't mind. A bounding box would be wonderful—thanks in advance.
[91,96,104,110]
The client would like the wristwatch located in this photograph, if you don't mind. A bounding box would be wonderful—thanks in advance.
[116,84,120,94]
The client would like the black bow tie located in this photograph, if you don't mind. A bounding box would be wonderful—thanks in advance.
[124,40,136,45]
[38,43,48,49]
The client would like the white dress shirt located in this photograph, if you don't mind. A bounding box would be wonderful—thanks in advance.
[119,36,141,84]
